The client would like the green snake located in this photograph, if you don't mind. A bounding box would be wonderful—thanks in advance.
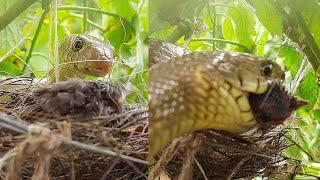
[149,52,286,156]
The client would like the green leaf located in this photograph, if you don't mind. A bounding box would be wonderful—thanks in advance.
[149,0,205,34]
[105,20,133,51]
[252,0,283,37]
[129,72,148,103]
[313,109,320,121]
[0,0,24,56]
[253,25,270,56]
[297,71,319,108]
[111,0,136,21]
[0,56,24,76]
[119,44,136,68]
[222,18,235,42]
[228,4,255,50]
[302,163,320,176]
[279,44,304,77]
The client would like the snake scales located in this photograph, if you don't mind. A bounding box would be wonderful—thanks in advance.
[0,34,116,105]
[148,42,305,156]
[51,34,115,81]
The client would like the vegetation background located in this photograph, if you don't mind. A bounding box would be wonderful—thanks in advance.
[150,0,320,178]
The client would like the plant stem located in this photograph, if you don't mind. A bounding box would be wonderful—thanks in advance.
[82,0,87,32]
[191,38,250,52]
[58,5,123,20]
[53,0,59,82]
[21,8,49,75]
[58,5,134,34]
[69,13,104,31]
[207,0,216,50]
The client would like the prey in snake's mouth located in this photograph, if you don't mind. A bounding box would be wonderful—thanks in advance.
[248,83,307,131]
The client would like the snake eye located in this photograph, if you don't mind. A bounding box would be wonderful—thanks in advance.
[72,38,83,52]
[261,63,273,77]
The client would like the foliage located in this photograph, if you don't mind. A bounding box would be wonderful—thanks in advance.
[0,0,148,103]
[150,0,320,178]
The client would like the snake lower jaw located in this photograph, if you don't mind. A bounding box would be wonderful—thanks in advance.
[84,60,113,77]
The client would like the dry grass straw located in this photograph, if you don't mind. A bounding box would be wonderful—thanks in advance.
[0,78,148,180]
[151,129,298,179]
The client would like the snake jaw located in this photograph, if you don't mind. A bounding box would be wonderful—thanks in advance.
[59,34,115,79]
[84,60,113,77]
[82,37,115,77]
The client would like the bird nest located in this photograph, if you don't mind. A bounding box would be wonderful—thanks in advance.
[150,129,298,180]
[0,78,302,180]
[0,78,148,180]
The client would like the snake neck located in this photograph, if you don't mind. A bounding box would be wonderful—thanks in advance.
[48,61,86,83]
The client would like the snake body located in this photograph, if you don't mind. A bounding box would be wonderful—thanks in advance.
[149,38,191,66]
[149,52,285,156]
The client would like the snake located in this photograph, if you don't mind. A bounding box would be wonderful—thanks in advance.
[50,34,115,82]
[0,34,115,104]
[149,51,287,156]
[149,38,191,66]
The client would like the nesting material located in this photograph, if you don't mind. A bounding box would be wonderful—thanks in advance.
[0,78,148,180]
[0,77,306,179]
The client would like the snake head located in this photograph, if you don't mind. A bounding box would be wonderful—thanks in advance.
[220,53,306,130]
[216,52,285,94]
[59,34,115,78]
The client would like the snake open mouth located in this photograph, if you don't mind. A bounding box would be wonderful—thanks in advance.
[248,83,307,129]
[84,61,112,77]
